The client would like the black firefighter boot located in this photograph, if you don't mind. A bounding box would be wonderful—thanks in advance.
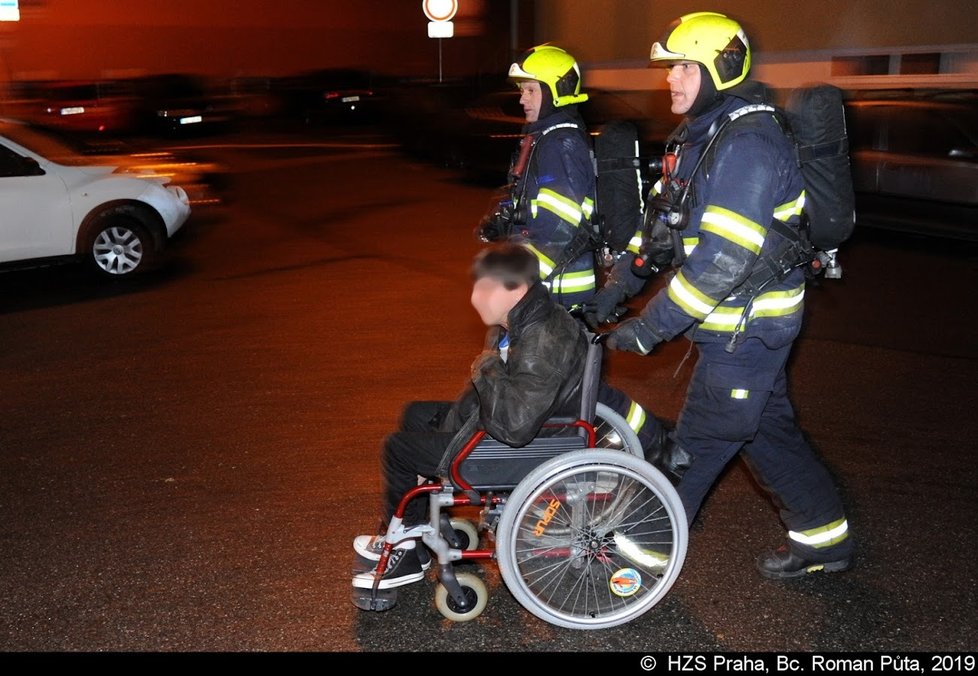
[756,543,853,580]
[643,428,693,486]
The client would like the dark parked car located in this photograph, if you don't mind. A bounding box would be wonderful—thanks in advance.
[275,69,386,126]
[844,90,978,240]
[127,73,236,137]
[6,80,139,138]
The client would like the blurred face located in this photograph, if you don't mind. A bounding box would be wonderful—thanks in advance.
[518,81,544,123]
[470,277,528,328]
[666,62,702,115]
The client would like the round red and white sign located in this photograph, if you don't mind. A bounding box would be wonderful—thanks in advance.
[422,0,457,22]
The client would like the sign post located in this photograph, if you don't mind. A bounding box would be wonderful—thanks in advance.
[422,0,458,82]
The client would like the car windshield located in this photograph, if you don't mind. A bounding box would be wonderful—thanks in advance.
[316,69,373,90]
[46,83,100,101]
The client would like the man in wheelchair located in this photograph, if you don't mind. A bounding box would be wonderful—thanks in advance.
[352,242,591,591]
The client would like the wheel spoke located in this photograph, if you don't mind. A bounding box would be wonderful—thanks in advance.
[496,450,687,629]
[92,224,144,274]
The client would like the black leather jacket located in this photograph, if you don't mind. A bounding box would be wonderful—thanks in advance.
[468,281,588,447]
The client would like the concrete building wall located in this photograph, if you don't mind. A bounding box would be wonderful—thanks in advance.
[535,0,978,60]
[531,1,978,94]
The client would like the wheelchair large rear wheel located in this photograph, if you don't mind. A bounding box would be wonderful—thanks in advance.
[593,402,643,457]
[496,449,687,630]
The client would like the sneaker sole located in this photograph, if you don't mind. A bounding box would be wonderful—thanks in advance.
[758,558,852,580]
[351,569,426,590]
[352,536,386,560]
[351,587,398,611]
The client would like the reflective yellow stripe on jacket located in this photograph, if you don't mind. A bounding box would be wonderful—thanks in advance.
[700,205,766,255]
[547,269,596,293]
[531,188,593,227]
[526,243,596,293]
[698,284,805,332]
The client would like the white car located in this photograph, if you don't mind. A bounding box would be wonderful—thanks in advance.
[0,119,191,277]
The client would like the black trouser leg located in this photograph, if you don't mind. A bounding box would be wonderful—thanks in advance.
[381,403,456,527]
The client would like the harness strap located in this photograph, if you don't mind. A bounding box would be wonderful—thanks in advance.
[796,137,849,163]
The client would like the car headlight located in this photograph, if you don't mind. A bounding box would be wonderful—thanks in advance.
[113,165,167,181]
[168,184,190,206]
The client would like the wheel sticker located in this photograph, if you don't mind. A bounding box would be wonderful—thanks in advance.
[610,567,642,597]
[532,497,561,536]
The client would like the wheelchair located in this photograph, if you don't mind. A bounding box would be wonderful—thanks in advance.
[352,336,688,630]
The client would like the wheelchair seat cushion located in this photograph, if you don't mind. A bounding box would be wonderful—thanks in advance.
[454,433,589,491]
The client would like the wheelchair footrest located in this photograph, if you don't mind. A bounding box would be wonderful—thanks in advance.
[351,586,398,611]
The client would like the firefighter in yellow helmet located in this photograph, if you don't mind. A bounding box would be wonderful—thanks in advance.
[479,44,676,477]
[507,44,590,119]
[480,43,595,308]
[650,10,751,115]
[591,12,854,580]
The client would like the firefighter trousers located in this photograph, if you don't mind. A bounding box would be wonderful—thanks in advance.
[674,337,852,560]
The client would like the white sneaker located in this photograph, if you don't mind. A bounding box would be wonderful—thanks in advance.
[353,534,431,570]
[351,545,425,590]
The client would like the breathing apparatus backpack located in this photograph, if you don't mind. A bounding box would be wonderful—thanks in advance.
[478,114,656,281]
[479,117,650,288]
[591,120,647,265]
[782,83,857,276]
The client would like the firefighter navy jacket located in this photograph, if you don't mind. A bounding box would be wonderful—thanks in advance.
[620,94,808,350]
[512,108,597,309]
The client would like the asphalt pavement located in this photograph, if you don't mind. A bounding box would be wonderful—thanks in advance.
[0,127,975,656]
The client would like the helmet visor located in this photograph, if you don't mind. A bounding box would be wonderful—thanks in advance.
[508,61,535,81]
[650,40,686,64]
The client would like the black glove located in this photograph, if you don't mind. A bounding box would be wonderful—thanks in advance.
[582,283,627,330]
[476,212,504,242]
[605,317,662,355]
[477,199,522,242]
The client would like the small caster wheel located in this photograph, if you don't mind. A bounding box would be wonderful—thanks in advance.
[434,572,488,622]
[449,518,480,551]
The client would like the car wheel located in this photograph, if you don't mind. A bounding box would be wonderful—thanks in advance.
[84,206,158,278]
